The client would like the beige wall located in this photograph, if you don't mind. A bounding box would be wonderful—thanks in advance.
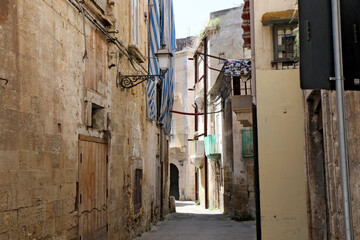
[256,69,308,239]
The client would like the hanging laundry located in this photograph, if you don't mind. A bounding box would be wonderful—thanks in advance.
[224,59,252,77]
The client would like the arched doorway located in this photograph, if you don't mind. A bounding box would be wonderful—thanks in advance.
[170,163,180,200]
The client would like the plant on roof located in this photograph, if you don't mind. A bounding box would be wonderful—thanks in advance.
[197,17,221,44]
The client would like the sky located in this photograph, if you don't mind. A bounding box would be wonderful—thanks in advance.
[173,0,244,39]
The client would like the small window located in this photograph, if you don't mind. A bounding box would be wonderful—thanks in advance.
[272,24,298,68]
[134,169,142,214]
[131,0,140,46]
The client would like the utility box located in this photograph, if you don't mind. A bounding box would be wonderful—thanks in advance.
[299,0,360,90]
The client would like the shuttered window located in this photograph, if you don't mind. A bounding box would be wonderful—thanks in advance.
[134,169,142,214]
[241,130,254,158]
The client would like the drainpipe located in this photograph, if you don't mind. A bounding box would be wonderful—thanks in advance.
[330,0,354,238]
[204,37,209,209]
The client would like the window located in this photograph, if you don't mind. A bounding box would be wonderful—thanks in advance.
[134,169,142,214]
[131,0,140,46]
[272,23,298,68]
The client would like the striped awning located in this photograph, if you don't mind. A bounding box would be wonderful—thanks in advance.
[147,0,161,121]
[148,0,176,135]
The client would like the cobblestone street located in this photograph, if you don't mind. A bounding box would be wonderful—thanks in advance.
[137,201,256,240]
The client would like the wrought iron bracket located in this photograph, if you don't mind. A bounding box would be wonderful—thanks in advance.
[118,70,167,89]
[119,74,163,89]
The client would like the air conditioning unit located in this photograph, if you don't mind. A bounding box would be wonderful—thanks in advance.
[190,140,204,168]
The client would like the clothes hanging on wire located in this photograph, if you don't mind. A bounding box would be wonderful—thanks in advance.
[224,59,252,78]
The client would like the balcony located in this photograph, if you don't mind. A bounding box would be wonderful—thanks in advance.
[204,135,221,161]
[232,76,253,127]
[232,95,253,127]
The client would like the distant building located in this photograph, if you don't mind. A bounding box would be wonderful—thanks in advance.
[185,5,255,219]
[169,37,196,201]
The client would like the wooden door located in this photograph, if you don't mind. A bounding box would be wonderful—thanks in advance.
[78,136,108,240]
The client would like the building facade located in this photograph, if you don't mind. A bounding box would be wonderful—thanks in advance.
[0,0,175,239]
[169,37,196,201]
[188,6,255,219]
[253,0,309,239]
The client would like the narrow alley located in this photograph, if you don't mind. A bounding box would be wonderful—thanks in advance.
[1,0,360,239]
[137,201,256,240]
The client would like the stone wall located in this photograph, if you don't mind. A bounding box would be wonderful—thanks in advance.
[0,0,169,239]
[304,90,360,239]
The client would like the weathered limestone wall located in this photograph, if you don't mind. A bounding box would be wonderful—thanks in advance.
[232,112,255,218]
[0,0,169,239]
[304,90,360,239]
[221,97,234,214]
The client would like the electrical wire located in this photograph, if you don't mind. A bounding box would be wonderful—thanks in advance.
[79,204,108,217]
[67,0,148,75]
[170,108,223,116]
[74,0,88,61]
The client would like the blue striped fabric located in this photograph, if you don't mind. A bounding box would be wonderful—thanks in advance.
[147,0,161,121]
[148,0,176,135]
[159,0,176,135]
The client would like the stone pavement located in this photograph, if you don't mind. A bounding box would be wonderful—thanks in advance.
[136,201,256,240]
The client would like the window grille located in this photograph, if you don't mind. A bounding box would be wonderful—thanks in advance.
[272,24,298,69]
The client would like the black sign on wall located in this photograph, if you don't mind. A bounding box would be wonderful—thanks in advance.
[299,0,360,91]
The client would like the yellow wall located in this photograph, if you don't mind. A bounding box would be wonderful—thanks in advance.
[256,69,308,240]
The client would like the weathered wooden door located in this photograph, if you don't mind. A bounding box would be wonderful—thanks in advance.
[78,136,108,240]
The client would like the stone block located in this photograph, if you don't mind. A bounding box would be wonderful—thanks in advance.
[0,150,19,171]
[41,219,56,238]
[0,190,10,211]
[10,187,44,210]
[18,206,46,226]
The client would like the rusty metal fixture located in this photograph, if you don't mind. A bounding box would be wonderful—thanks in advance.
[0,78,8,85]
[119,73,164,89]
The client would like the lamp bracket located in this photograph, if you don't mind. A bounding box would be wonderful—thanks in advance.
[119,74,163,89]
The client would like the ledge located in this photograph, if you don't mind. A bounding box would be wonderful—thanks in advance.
[262,10,298,26]
[128,44,146,63]
[83,0,114,26]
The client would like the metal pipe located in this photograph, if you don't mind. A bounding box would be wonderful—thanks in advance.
[170,110,204,116]
[204,37,209,209]
[330,0,354,238]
